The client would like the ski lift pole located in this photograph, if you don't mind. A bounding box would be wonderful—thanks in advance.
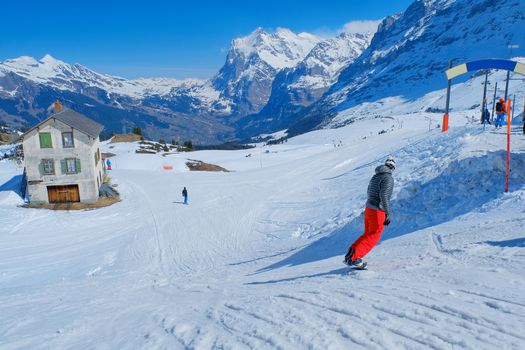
[481,71,488,126]
[512,95,515,118]
[523,94,525,135]
[491,82,498,123]
[504,71,510,101]
[505,100,512,193]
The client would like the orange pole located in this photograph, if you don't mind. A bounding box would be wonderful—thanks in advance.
[505,100,512,193]
[442,113,449,132]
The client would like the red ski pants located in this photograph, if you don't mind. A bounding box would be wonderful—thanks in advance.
[350,207,385,260]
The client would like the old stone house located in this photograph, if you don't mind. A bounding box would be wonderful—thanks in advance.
[21,108,104,204]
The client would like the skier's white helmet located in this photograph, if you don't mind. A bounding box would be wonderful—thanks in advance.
[385,156,396,170]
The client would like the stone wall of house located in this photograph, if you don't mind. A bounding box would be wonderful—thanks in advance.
[23,118,102,204]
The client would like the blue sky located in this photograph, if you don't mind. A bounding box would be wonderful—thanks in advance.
[1,0,413,79]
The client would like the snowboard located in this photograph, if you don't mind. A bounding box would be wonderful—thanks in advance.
[350,262,368,270]
[343,260,368,270]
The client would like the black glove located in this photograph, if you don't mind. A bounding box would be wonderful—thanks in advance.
[384,216,391,226]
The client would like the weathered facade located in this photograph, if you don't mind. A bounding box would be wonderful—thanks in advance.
[22,109,104,204]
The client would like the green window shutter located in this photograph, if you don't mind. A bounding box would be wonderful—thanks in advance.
[76,158,81,173]
[61,159,67,174]
[39,133,52,148]
[39,161,44,176]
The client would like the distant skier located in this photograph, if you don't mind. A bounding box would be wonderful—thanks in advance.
[182,187,188,205]
[483,106,491,125]
[344,157,395,269]
[106,158,112,170]
[495,98,506,129]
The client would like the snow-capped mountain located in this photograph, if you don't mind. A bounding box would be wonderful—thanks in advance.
[0,28,324,142]
[0,54,232,114]
[2,0,523,142]
[211,28,321,116]
[0,54,199,98]
[282,32,373,100]
[236,32,372,137]
[285,0,525,135]
[0,55,238,143]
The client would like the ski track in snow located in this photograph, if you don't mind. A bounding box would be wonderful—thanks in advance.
[1,113,525,349]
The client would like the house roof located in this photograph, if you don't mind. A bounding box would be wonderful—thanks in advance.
[22,109,104,139]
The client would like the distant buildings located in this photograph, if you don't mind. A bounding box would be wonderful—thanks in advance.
[21,105,104,204]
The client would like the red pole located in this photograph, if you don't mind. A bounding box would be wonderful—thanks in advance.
[442,113,449,132]
[505,100,512,193]
[442,66,452,133]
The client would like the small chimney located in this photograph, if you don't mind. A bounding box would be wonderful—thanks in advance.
[54,100,62,113]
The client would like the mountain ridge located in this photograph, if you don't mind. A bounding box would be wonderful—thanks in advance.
[0,26,372,142]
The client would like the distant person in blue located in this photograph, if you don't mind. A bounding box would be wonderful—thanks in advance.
[495,98,506,129]
[182,187,188,205]
[483,106,491,125]
[106,158,112,170]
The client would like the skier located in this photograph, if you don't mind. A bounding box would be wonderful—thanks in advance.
[483,106,491,125]
[182,187,188,205]
[495,98,506,129]
[344,156,395,269]
[106,158,112,170]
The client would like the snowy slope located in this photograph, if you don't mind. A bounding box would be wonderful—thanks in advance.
[1,101,525,348]
[287,0,525,135]
[330,57,525,127]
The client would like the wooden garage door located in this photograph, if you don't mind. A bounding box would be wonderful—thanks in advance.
[47,185,80,203]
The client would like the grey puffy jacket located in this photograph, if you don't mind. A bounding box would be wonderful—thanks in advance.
[365,165,394,217]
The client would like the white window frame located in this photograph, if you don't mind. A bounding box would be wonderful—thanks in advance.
[62,131,74,148]
[65,158,77,174]
[42,159,55,175]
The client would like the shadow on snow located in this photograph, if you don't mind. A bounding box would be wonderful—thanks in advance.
[0,174,24,199]
[484,237,525,248]
[245,268,349,285]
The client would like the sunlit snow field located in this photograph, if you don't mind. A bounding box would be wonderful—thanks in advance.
[1,106,525,349]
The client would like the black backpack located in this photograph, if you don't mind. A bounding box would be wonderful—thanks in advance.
[496,102,503,112]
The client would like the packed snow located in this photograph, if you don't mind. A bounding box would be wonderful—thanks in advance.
[1,104,524,348]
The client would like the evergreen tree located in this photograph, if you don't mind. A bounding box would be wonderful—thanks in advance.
[183,140,194,151]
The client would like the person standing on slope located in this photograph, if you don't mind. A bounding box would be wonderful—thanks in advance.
[344,157,395,269]
[182,187,188,205]
[483,105,491,125]
[495,98,506,129]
